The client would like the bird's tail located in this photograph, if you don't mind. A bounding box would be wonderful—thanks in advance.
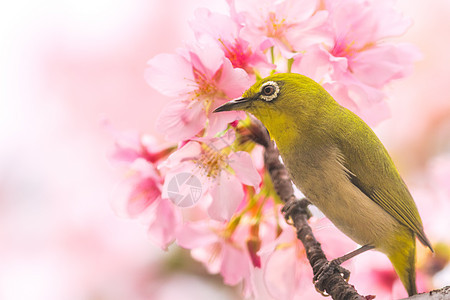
[388,237,417,296]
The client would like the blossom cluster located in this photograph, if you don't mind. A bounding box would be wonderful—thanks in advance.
[111,0,424,298]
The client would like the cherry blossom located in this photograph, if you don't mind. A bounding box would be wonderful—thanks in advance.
[176,202,281,297]
[190,8,274,75]
[228,0,329,58]
[291,0,421,125]
[260,217,356,299]
[177,220,254,293]
[145,45,250,141]
[160,131,261,221]
[113,155,182,250]
[108,126,181,250]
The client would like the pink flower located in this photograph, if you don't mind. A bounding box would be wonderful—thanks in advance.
[112,157,182,250]
[190,8,274,74]
[112,133,175,165]
[122,159,162,218]
[350,43,421,89]
[292,45,392,125]
[106,124,168,218]
[160,131,261,221]
[176,202,280,297]
[145,44,250,142]
[107,125,181,250]
[322,74,391,126]
[291,0,421,126]
[177,220,254,294]
[260,226,312,299]
[228,0,329,58]
[104,119,175,164]
[260,217,356,299]
[146,197,182,250]
[324,0,422,91]
[325,0,412,49]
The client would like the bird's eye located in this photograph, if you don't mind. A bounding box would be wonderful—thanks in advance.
[262,85,275,96]
[259,81,280,102]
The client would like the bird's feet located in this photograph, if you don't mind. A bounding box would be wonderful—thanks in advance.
[281,197,311,224]
[313,259,350,295]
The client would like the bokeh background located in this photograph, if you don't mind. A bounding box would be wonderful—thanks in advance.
[1,0,449,299]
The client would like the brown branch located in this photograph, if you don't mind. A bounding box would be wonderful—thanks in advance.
[245,120,366,300]
[403,286,450,299]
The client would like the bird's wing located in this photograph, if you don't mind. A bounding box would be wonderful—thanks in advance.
[336,124,433,251]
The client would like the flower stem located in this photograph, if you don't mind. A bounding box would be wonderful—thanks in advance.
[287,58,294,73]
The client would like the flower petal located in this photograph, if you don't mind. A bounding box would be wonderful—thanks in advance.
[351,43,421,88]
[160,141,202,169]
[161,161,208,205]
[229,151,261,189]
[145,53,195,97]
[176,221,219,249]
[221,243,250,285]
[263,245,298,299]
[147,198,182,250]
[188,44,225,78]
[156,100,206,142]
[216,59,251,99]
[292,45,347,83]
[208,172,244,221]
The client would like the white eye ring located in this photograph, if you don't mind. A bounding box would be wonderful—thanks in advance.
[259,81,279,102]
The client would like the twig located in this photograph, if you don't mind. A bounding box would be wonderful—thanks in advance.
[403,286,450,299]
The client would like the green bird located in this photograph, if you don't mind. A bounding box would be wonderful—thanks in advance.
[214,73,433,296]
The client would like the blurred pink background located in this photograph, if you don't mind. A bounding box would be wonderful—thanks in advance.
[1,0,449,299]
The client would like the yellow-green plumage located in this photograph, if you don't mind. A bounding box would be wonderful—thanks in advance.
[214,73,433,296]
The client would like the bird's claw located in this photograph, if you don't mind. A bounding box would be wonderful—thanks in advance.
[313,260,350,293]
[282,197,311,224]
[281,197,299,224]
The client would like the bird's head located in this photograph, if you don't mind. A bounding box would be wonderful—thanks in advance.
[214,73,335,135]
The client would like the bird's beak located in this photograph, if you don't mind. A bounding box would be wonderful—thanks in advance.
[213,97,251,113]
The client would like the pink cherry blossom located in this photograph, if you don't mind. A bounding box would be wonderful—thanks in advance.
[177,220,254,294]
[260,217,356,299]
[145,44,250,142]
[350,43,421,89]
[160,131,261,221]
[107,125,182,250]
[104,119,175,164]
[176,201,280,297]
[112,156,182,250]
[122,159,162,218]
[107,125,165,218]
[190,8,274,74]
[291,0,421,126]
[228,0,329,58]
[291,45,391,125]
[260,226,312,299]
[322,75,391,126]
[146,198,182,250]
[325,0,412,48]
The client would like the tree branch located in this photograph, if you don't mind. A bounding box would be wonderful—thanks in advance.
[403,286,450,299]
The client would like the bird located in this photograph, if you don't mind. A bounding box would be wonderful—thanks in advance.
[213,73,433,296]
